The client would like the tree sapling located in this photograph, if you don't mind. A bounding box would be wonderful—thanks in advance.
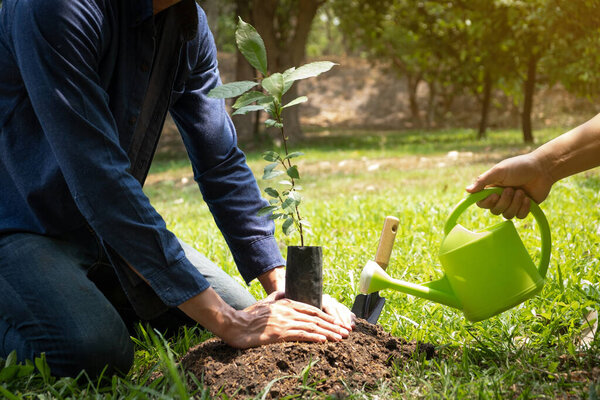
[208,18,336,308]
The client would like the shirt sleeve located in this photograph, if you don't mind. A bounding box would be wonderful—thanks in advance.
[169,6,285,284]
[10,0,209,306]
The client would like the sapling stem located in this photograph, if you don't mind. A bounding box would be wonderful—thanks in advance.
[275,114,304,246]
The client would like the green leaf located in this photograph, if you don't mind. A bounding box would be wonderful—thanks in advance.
[207,81,257,99]
[257,205,277,216]
[269,198,279,205]
[264,187,279,198]
[282,96,308,109]
[298,219,311,227]
[282,217,295,235]
[263,170,284,180]
[5,351,16,367]
[282,197,297,213]
[264,162,278,173]
[232,104,266,116]
[34,354,52,384]
[288,190,302,203]
[283,151,304,160]
[0,366,19,383]
[286,165,300,179]
[278,180,293,186]
[233,91,272,109]
[0,384,20,400]
[269,213,285,220]
[282,67,296,94]
[265,102,279,119]
[262,151,281,162]
[236,18,268,76]
[262,73,285,100]
[265,119,284,129]
[284,61,337,83]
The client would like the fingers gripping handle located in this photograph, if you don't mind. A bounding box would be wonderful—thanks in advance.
[375,216,399,270]
[443,187,552,278]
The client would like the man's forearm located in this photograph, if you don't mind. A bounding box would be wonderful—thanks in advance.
[535,113,600,182]
[178,287,242,339]
[257,266,286,295]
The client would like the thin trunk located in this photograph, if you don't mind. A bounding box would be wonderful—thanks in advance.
[407,74,422,128]
[477,70,492,139]
[521,55,538,143]
[440,85,455,117]
[425,81,437,129]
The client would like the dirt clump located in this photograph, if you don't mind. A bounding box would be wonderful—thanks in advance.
[180,319,435,398]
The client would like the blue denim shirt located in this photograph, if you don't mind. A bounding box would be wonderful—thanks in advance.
[0,0,284,315]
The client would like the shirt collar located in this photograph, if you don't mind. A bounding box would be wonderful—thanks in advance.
[130,0,197,40]
[130,0,154,27]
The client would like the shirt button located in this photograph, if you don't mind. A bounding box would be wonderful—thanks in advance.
[140,63,149,72]
[129,116,137,126]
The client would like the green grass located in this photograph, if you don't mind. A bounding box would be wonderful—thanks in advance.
[3,127,600,398]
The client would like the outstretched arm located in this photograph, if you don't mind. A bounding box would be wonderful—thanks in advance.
[467,113,600,218]
[178,287,350,349]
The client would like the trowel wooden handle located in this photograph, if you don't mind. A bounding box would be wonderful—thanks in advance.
[375,216,399,270]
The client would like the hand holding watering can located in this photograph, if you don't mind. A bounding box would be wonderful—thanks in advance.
[359,187,551,322]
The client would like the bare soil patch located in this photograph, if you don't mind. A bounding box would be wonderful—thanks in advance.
[179,319,435,398]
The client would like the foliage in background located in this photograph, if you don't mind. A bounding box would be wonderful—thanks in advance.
[208,18,335,245]
[331,0,600,143]
[201,0,599,143]
[306,3,347,58]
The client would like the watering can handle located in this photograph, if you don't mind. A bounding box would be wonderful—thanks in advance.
[443,187,552,278]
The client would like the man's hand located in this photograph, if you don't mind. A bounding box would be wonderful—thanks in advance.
[465,153,554,219]
[258,266,355,330]
[222,291,351,348]
[179,288,351,349]
[322,294,355,329]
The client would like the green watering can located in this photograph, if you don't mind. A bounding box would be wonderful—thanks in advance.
[359,188,552,322]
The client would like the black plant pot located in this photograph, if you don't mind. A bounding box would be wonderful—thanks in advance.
[285,246,323,309]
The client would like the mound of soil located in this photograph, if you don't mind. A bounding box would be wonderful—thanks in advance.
[180,319,435,398]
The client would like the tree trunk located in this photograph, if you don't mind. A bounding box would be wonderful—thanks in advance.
[233,0,259,142]
[440,85,455,118]
[425,80,437,129]
[407,74,422,129]
[251,0,323,139]
[477,70,492,140]
[521,55,538,144]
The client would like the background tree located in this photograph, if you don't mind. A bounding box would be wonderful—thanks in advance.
[498,0,599,143]
[447,1,515,139]
[542,0,600,113]
[332,0,425,128]
[240,0,326,139]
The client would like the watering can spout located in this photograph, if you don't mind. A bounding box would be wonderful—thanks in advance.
[359,261,462,310]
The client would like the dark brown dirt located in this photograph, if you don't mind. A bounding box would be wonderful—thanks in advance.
[179,319,435,399]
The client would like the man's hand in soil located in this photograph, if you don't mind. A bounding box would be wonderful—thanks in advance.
[258,266,355,330]
[179,288,351,349]
[322,294,355,329]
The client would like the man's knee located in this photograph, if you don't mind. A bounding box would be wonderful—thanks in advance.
[44,319,134,378]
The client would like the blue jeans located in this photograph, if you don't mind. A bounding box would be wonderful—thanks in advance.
[0,227,256,377]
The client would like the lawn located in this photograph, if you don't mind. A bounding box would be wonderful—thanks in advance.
[2,127,600,399]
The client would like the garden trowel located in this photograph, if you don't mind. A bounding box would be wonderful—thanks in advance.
[351,216,399,324]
